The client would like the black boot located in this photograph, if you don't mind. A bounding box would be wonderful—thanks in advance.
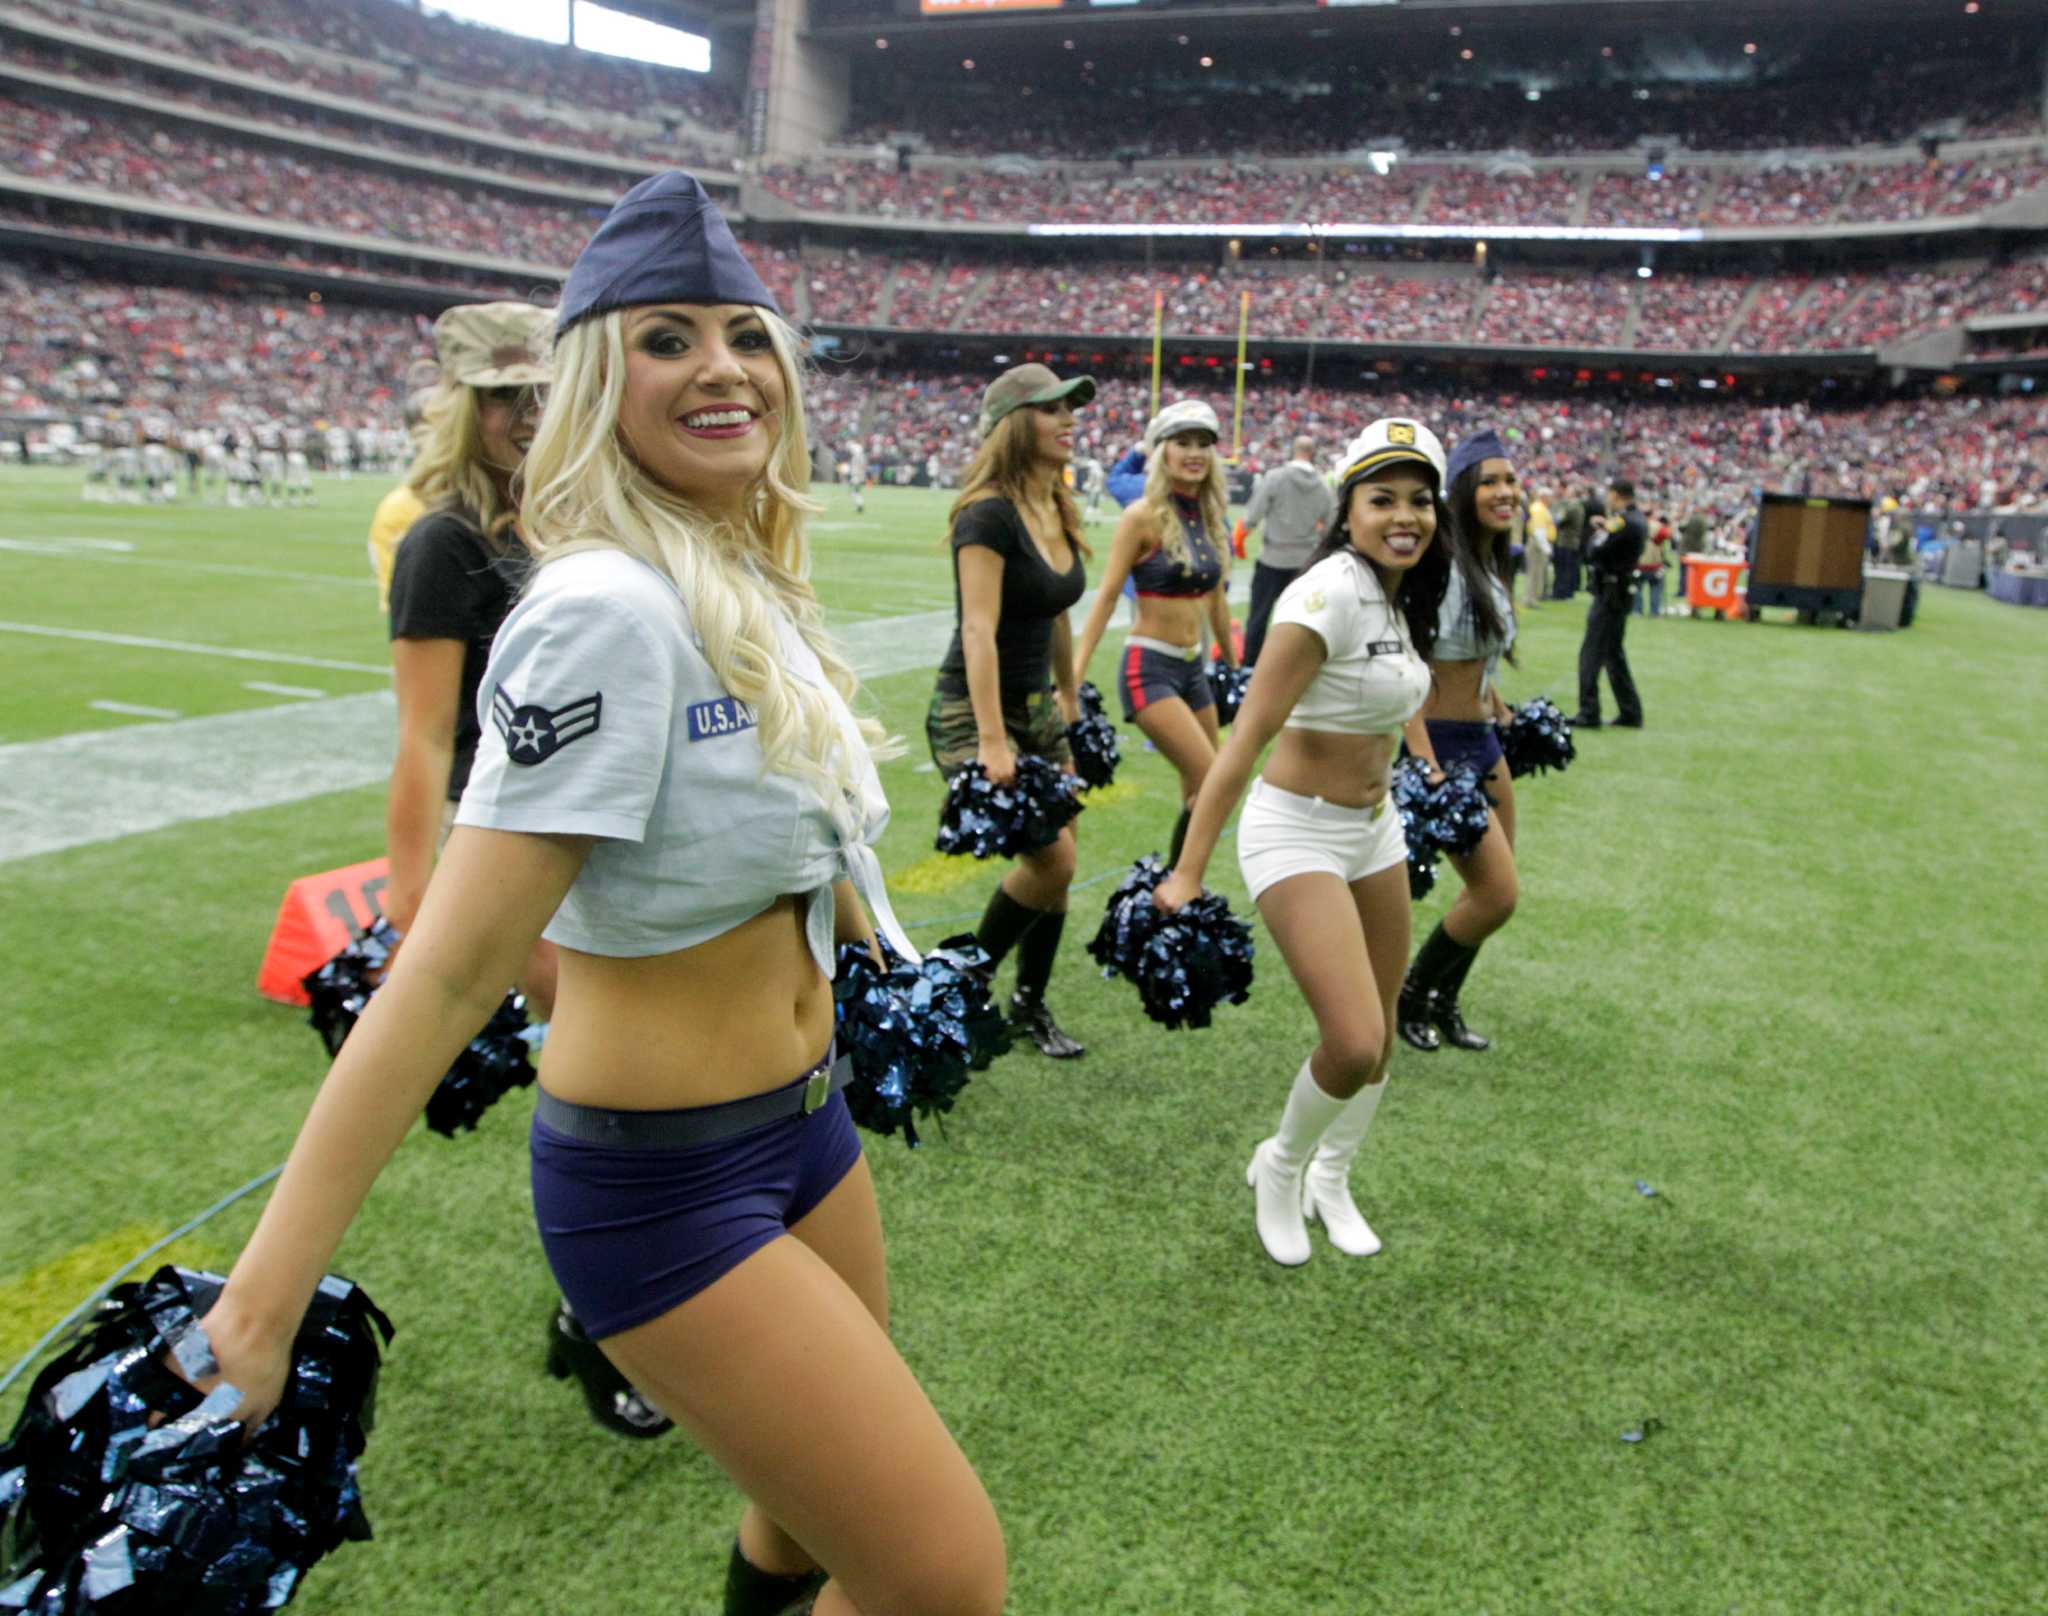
[545,1302,674,1440]
[1431,944,1491,1052]
[1399,922,1477,1053]
[1396,979,1441,1053]
[1009,989,1085,1058]
[1429,993,1491,1052]
[724,1540,827,1616]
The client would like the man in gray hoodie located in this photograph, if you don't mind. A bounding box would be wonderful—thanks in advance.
[1240,435,1337,665]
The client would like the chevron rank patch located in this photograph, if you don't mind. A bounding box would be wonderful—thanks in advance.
[491,686,603,765]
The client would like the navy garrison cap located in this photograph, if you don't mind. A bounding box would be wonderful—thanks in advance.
[1446,428,1511,488]
[556,171,779,337]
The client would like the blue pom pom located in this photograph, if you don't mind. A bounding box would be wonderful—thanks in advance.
[0,1265,391,1613]
[1066,682,1121,790]
[1391,755,1492,899]
[934,755,1084,859]
[834,936,1011,1147]
[1208,661,1252,727]
[1500,697,1576,779]
[1086,857,1255,1030]
[303,922,534,1137]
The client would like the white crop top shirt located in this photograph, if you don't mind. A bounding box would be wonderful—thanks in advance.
[455,548,913,976]
[1267,552,1432,737]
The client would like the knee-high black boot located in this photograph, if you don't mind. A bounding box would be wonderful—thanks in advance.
[975,887,1043,971]
[724,1540,827,1616]
[1430,934,1491,1052]
[1399,922,1478,1054]
[1010,909,1084,1058]
[1168,804,1194,867]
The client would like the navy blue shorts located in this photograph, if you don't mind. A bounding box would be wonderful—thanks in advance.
[1119,640,1216,723]
[530,1056,864,1340]
[1425,717,1506,782]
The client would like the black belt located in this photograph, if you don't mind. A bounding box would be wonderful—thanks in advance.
[533,1049,852,1148]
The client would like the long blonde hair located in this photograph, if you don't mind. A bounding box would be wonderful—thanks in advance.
[1138,438,1230,574]
[520,308,895,830]
[947,407,1090,558]
[403,382,519,540]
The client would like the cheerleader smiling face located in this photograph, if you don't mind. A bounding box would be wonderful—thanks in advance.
[1027,397,1078,466]
[1161,429,1216,489]
[1471,457,1520,534]
[619,303,784,509]
[1345,467,1437,570]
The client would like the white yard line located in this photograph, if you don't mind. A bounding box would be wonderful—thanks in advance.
[0,582,1255,865]
[0,693,396,865]
[87,699,182,720]
[242,681,328,699]
[0,622,390,675]
[0,539,373,589]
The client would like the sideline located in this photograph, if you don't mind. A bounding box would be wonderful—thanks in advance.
[0,580,1253,865]
[0,620,390,674]
[0,692,396,864]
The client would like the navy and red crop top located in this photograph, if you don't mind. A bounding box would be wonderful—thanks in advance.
[1131,496,1224,599]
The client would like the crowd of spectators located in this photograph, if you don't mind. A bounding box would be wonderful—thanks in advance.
[1427,169,1577,227]
[7,255,2042,516]
[840,33,2044,159]
[809,367,2048,518]
[0,39,654,194]
[759,148,2048,231]
[150,0,742,129]
[0,263,432,429]
[1635,276,1751,350]
[805,248,889,325]
[0,91,608,264]
[11,0,735,166]
[1478,274,1633,348]
[0,194,531,296]
[1584,170,1716,229]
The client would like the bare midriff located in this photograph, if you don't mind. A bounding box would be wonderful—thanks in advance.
[1418,656,1491,723]
[536,894,834,1110]
[1260,728,1402,812]
[1128,592,1211,652]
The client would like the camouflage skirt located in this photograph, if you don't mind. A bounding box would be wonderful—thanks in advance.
[925,682,1072,778]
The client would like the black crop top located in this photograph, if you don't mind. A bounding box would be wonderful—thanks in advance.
[1130,496,1224,599]
[936,496,1087,699]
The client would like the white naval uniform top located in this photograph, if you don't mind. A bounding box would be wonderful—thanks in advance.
[1266,551,1432,738]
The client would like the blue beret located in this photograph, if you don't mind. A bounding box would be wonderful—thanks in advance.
[556,171,779,337]
[1446,428,1511,488]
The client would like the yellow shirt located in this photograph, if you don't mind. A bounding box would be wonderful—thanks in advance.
[1528,498,1555,547]
[368,484,426,613]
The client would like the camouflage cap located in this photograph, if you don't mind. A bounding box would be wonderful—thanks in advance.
[433,302,554,389]
[979,362,1096,440]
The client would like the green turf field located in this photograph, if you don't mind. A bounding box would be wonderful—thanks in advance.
[3,467,2044,1614]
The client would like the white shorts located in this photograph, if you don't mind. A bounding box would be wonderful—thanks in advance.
[1235,777,1409,903]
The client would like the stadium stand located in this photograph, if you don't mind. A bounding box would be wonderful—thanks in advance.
[3,0,2045,530]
